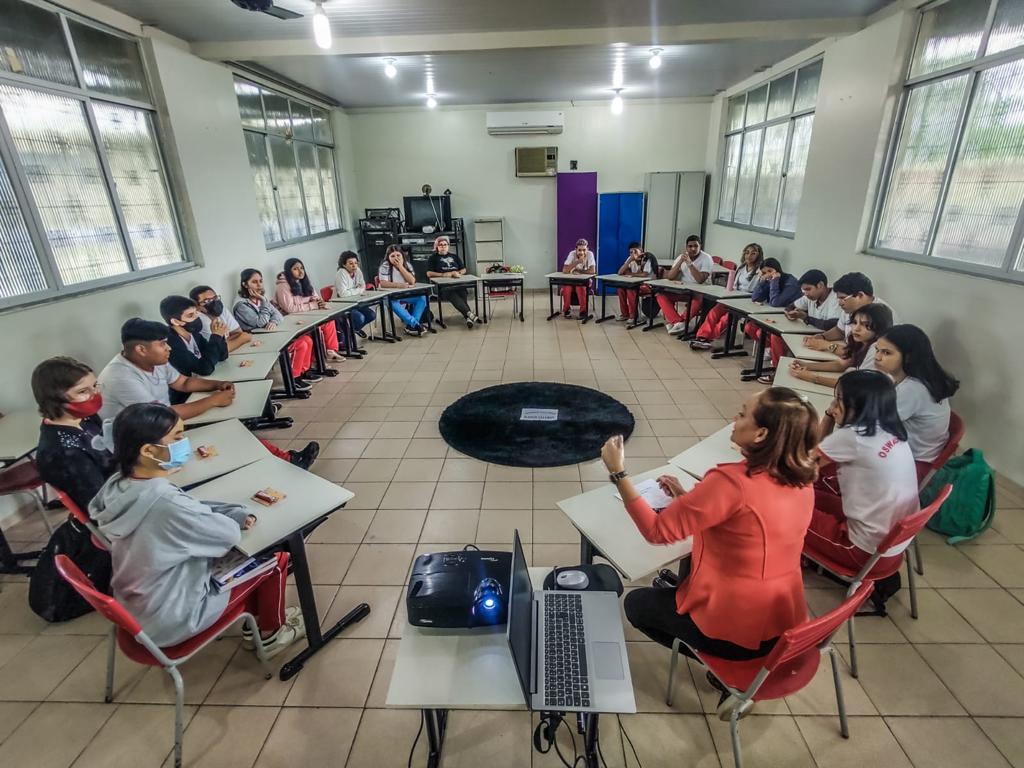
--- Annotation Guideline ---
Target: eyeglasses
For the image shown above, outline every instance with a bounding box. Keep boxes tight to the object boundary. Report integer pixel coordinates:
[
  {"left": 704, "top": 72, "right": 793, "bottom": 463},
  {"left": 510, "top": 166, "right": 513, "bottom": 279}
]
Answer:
[{"left": 198, "top": 295, "right": 221, "bottom": 306}]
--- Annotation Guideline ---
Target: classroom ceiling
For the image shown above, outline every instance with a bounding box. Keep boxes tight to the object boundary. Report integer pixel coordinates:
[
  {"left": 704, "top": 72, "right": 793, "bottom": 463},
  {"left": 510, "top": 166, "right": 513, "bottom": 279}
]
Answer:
[{"left": 93, "top": 0, "right": 894, "bottom": 108}]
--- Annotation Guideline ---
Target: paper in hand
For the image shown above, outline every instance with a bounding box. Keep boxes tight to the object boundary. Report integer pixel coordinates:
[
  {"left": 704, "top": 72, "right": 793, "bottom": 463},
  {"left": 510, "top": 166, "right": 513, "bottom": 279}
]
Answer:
[{"left": 615, "top": 477, "right": 674, "bottom": 512}]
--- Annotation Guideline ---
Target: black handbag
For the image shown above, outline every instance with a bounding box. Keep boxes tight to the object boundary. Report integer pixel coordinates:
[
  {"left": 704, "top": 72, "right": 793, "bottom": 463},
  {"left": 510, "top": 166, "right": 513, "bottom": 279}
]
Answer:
[{"left": 29, "top": 517, "right": 112, "bottom": 622}]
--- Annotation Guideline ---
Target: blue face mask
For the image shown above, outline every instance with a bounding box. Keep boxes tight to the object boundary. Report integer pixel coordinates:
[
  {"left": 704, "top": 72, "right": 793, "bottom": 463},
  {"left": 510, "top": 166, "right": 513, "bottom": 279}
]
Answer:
[{"left": 159, "top": 437, "right": 192, "bottom": 470}]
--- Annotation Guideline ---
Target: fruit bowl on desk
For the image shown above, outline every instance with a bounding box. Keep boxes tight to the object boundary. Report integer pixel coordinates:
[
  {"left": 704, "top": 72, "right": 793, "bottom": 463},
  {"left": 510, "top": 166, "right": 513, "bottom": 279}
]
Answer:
[{"left": 485, "top": 264, "right": 526, "bottom": 275}]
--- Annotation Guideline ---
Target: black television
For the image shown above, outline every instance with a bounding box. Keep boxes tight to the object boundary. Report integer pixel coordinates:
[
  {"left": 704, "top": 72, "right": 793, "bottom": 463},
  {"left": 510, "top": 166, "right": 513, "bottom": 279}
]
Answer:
[{"left": 403, "top": 195, "right": 451, "bottom": 232}]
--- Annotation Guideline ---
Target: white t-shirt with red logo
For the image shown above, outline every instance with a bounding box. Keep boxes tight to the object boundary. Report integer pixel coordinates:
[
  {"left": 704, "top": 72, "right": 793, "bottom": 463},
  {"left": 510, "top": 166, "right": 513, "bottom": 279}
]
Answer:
[{"left": 819, "top": 425, "right": 920, "bottom": 553}]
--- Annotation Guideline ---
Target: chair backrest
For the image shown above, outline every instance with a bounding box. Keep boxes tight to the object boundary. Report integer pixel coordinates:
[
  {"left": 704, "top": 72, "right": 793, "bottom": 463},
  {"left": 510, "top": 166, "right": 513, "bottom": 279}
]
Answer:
[
  {"left": 54, "top": 554, "right": 142, "bottom": 636},
  {"left": 56, "top": 489, "right": 110, "bottom": 549},
  {"left": 722, "top": 260, "right": 738, "bottom": 271},
  {"left": 933, "top": 412, "right": 965, "bottom": 471},
  {"left": 877, "top": 483, "right": 953, "bottom": 555},
  {"left": 763, "top": 581, "right": 875, "bottom": 670},
  {"left": 320, "top": 286, "right": 333, "bottom": 302}
]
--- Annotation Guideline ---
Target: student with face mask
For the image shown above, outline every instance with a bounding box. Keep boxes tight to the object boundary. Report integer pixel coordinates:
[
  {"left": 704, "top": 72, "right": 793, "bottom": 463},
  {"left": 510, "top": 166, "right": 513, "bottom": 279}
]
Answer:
[
  {"left": 89, "top": 403, "right": 304, "bottom": 655},
  {"left": 189, "top": 285, "right": 252, "bottom": 353},
  {"left": 160, "top": 295, "right": 229, "bottom": 392}
]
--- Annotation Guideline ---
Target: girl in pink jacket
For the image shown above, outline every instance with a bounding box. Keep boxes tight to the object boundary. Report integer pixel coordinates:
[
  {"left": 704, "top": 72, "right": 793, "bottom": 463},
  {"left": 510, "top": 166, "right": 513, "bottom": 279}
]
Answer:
[{"left": 273, "top": 258, "right": 343, "bottom": 361}]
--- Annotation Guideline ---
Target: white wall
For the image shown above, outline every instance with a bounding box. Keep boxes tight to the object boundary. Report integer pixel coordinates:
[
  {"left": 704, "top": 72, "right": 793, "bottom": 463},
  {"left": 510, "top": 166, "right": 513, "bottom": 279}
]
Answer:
[
  {"left": 347, "top": 100, "right": 711, "bottom": 287},
  {"left": 702, "top": 12, "right": 1024, "bottom": 484}
]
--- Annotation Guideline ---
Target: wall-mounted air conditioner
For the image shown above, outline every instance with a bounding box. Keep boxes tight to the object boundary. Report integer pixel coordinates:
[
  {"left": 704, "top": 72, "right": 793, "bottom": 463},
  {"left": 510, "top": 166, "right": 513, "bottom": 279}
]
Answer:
[
  {"left": 515, "top": 147, "right": 558, "bottom": 177},
  {"left": 487, "top": 110, "right": 564, "bottom": 136}
]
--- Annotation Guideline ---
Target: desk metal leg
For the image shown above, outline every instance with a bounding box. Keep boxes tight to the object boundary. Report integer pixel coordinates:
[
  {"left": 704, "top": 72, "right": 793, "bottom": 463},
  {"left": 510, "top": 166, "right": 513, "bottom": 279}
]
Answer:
[
  {"left": 742, "top": 327, "right": 767, "bottom": 381},
  {"left": 711, "top": 312, "right": 749, "bottom": 359},
  {"left": 474, "top": 285, "right": 482, "bottom": 323},
  {"left": 519, "top": 283, "right": 525, "bottom": 321},
  {"left": 245, "top": 396, "right": 293, "bottom": 431},
  {"left": 547, "top": 281, "right": 558, "bottom": 320},
  {"left": 595, "top": 283, "right": 613, "bottom": 323},
  {"left": 583, "top": 713, "right": 600, "bottom": 768},
  {"left": 643, "top": 288, "right": 664, "bottom": 332},
  {"left": 279, "top": 530, "right": 371, "bottom": 681},
  {"left": 580, "top": 534, "right": 605, "bottom": 566},
  {"left": 0, "top": 533, "right": 39, "bottom": 575},
  {"left": 385, "top": 301, "right": 402, "bottom": 342},
  {"left": 309, "top": 328, "right": 340, "bottom": 378},
  {"left": 434, "top": 290, "right": 447, "bottom": 329},
  {"left": 271, "top": 349, "right": 310, "bottom": 400},
  {"left": 341, "top": 315, "right": 363, "bottom": 359}
]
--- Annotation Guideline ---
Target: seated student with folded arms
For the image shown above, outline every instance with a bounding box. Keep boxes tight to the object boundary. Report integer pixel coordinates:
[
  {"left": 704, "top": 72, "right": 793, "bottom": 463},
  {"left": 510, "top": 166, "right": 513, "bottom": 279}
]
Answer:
[
  {"left": 160, "top": 295, "right": 229, "bottom": 400},
  {"left": 379, "top": 245, "right": 428, "bottom": 336},
  {"left": 32, "top": 357, "right": 116, "bottom": 511},
  {"left": 233, "top": 268, "right": 320, "bottom": 390},
  {"left": 96, "top": 318, "right": 319, "bottom": 470},
  {"left": 690, "top": 243, "right": 763, "bottom": 350},
  {"left": 804, "top": 370, "right": 919, "bottom": 574},
  {"left": 90, "top": 403, "right": 303, "bottom": 656},
  {"left": 189, "top": 285, "right": 252, "bottom": 353},
  {"left": 427, "top": 235, "right": 481, "bottom": 328},
  {"left": 272, "top": 258, "right": 344, "bottom": 361},
  {"left": 560, "top": 238, "right": 597, "bottom": 320},
  {"left": 804, "top": 272, "right": 897, "bottom": 356},
  {"left": 601, "top": 388, "right": 818, "bottom": 711},
  {"left": 615, "top": 242, "right": 657, "bottom": 322},
  {"left": 757, "top": 269, "right": 843, "bottom": 380},
  {"left": 334, "top": 250, "right": 376, "bottom": 338},
  {"left": 874, "top": 325, "right": 959, "bottom": 479},
  {"left": 657, "top": 235, "right": 714, "bottom": 336},
  {"left": 789, "top": 303, "right": 894, "bottom": 390}
]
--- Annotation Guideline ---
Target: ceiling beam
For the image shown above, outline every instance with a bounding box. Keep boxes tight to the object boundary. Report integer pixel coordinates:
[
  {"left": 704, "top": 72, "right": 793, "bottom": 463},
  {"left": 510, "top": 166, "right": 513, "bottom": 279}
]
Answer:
[{"left": 191, "top": 17, "right": 864, "bottom": 60}]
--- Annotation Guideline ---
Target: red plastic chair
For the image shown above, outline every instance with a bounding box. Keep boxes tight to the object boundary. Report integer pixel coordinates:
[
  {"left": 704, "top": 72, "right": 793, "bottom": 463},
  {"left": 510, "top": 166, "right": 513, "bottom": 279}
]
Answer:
[
  {"left": 54, "top": 554, "right": 275, "bottom": 768},
  {"left": 56, "top": 489, "right": 109, "bottom": 550},
  {"left": 721, "top": 260, "right": 738, "bottom": 271},
  {"left": 911, "top": 412, "right": 964, "bottom": 576},
  {"left": 320, "top": 285, "right": 334, "bottom": 302},
  {"left": 0, "top": 458, "right": 53, "bottom": 536},
  {"left": 712, "top": 255, "right": 724, "bottom": 265},
  {"left": 803, "top": 484, "right": 952, "bottom": 678},
  {"left": 666, "top": 582, "right": 874, "bottom": 768}
]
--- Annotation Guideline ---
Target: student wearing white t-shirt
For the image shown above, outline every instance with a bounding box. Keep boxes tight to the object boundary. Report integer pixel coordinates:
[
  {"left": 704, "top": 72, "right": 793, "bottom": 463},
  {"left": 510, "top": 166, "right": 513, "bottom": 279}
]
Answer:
[
  {"left": 656, "top": 234, "right": 713, "bottom": 334},
  {"left": 874, "top": 325, "right": 959, "bottom": 475},
  {"left": 805, "top": 369, "right": 920, "bottom": 572},
  {"left": 189, "top": 285, "right": 252, "bottom": 353},
  {"left": 690, "top": 243, "right": 764, "bottom": 350},
  {"left": 764, "top": 269, "right": 843, "bottom": 369},
  {"left": 789, "top": 303, "right": 893, "bottom": 391},
  {"left": 560, "top": 238, "right": 597, "bottom": 319},
  {"left": 804, "top": 272, "right": 897, "bottom": 356},
  {"left": 614, "top": 242, "right": 657, "bottom": 321}
]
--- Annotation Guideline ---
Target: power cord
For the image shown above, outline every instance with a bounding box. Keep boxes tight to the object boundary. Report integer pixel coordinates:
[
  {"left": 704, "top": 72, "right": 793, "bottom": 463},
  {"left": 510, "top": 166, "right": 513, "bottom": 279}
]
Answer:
[
  {"left": 407, "top": 710, "right": 424, "bottom": 768},
  {"left": 618, "top": 715, "right": 643, "bottom": 768},
  {"left": 462, "top": 543, "right": 480, "bottom": 551},
  {"left": 534, "top": 712, "right": 586, "bottom": 768}
]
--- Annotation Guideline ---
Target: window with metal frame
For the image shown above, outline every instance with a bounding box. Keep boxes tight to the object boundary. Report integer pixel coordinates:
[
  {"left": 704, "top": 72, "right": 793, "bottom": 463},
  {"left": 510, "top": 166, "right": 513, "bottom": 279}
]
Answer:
[
  {"left": 0, "top": 0, "right": 187, "bottom": 309},
  {"left": 871, "top": 0, "right": 1024, "bottom": 282},
  {"left": 716, "top": 58, "right": 822, "bottom": 236},
  {"left": 234, "top": 77, "right": 344, "bottom": 247}
]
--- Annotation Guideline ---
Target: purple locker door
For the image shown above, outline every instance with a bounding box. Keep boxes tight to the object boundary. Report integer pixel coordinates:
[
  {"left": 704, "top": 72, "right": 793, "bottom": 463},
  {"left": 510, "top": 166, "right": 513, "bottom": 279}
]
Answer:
[{"left": 556, "top": 172, "right": 597, "bottom": 271}]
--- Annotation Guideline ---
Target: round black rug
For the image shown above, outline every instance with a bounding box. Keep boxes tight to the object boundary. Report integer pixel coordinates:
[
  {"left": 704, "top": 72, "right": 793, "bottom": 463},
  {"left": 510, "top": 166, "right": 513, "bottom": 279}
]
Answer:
[{"left": 439, "top": 382, "right": 635, "bottom": 467}]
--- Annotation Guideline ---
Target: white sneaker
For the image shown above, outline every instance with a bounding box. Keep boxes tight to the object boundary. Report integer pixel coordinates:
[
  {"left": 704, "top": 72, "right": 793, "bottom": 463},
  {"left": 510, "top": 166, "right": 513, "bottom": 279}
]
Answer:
[
  {"left": 665, "top": 322, "right": 680, "bottom": 334},
  {"left": 255, "top": 613, "right": 306, "bottom": 660},
  {"left": 668, "top": 322, "right": 689, "bottom": 336},
  {"left": 616, "top": 314, "right": 629, "bottom": 322},
  {"left": 241, "top": 606, "right": 302, "bottom": 650}
]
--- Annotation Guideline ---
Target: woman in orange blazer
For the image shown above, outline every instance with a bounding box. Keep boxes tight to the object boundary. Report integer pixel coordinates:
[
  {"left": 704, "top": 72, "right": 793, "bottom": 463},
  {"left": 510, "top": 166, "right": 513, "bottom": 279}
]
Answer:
[{"left": 601, "top": 387, "right": 819, "bottom": 661}]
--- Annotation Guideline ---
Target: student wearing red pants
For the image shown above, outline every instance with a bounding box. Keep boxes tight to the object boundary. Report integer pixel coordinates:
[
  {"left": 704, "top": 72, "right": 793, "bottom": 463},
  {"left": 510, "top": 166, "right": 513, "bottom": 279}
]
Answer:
[
  {"left": 615, "top": 243, "right": 657, "bottom": 321},
  {"left": 561, "top": 239, "right": 596, "bottom": 319},
  {"left": 233, "top": 268, "right": 319, "bottom": 392},
  {"left": 273, "top": 258, "right": 344, "bottom": 361},
  {"left": 759, "top": 269, "right": 844, "bottom": 375},
  {"left": 690, "top": 243, "right": 764, "bottom": 350},
  {"left": 656, "top": 235, "right": 714, "bottom": 336}
]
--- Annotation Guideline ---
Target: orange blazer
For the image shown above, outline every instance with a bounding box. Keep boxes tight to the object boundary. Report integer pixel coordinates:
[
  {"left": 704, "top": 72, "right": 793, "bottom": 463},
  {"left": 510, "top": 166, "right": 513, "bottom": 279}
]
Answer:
[{"left": 625, "top": 461, "right": 814, "bottom": 651}]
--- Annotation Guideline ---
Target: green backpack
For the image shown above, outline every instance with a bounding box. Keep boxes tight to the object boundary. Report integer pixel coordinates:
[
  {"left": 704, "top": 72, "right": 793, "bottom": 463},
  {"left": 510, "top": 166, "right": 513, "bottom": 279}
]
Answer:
[{"left": 921, "top": 448, "right": 996, "bottom": 544}]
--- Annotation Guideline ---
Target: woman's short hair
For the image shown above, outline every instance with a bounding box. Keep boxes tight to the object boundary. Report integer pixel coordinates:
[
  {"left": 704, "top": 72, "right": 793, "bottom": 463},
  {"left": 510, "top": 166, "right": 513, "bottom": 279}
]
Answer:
[
  {"left": 31, "top": 357, "right": 94, "bottom": 420},
  {"left": 834, "top": 369, "right": 908, "bottom": 442},
  {"left": 338, "top": 250, "right": 359, "bottom": 269},
  {"left": 433, "top": 235, "right": 450, "bottom": 250},
  {"left": 112, "top": 403, "right": 180, "bottom": 478},
  {"left": 744, "top": 387, "right": 819, "bottom": 487}
]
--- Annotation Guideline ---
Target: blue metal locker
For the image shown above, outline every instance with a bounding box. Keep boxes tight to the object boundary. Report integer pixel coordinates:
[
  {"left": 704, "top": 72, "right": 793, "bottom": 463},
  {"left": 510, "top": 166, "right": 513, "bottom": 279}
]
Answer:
[{"left": 597, "top": 192, "right": 645, "bottom": 294}]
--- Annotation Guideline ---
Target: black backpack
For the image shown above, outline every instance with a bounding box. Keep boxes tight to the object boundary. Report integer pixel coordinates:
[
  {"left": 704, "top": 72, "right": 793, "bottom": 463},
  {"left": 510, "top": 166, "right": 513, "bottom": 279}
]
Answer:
[{"left": 29, "top": 517, "right": 112, "bottom": 622}]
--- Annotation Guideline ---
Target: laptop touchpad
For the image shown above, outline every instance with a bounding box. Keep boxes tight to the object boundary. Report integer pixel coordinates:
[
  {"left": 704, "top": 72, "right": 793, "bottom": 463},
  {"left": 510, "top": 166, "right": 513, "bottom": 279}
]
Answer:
[{"left": 591, "top": 642, "right": 625, "bottom": 680}]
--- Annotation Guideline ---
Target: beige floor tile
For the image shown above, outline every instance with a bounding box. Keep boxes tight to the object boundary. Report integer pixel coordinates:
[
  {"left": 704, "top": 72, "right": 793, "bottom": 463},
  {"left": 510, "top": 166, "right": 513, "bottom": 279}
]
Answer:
[
  {"left": 203, "top": 643, "right": 299, "bottom": 706},
  {"left": 309, "top": 458, "right": 356, "bottom": 482},
  {"left": 485, "top": 464, "right": 532, "bottom": 482},
  {"left": 533, "top": 508, "right": 580, "bottom": 543},
  {"left": 73, "top": 703, "right": 198, "bottom": 768},
  {"left": 483, "top": 481, "right": 534, "bottom": 508},
  {"left": 616, "top": 713, "right": 719, "bottom": 768},
  {"left": 323, "top": 585, "right": 401, "bottom": 639},
  {"left": 0, "top": 583, "right": 49, "bottom": 634},
  {"left": 534, "top": 482, "right": 583, "bottom": 509},
  {"left": 658, "top": 436, "right": 701, "bottom": 456},
  {"left": 321, "top": 438, "right": 369, "bottom": 459},
  {"left": 365, "top": 639, "right": 398, "bottom": 708},
  {"left": 962, "top": 546, "right": 1024, "bottom": 588},
  {"left": 939, "top": 589, "right": 1024, "bottom": 643},
  {"left": 533, "top": 465, "right": 582, "bottom": 481},
  {"left": 913, "top": 545, "right": 999, "bottom": 588},
  {"left": 379, "top": 481, "right": 436, "bottom": 509},
  {"left": 886, "top": 588, "right": 985, "bottom": 644},
  {"left": 284, "top": 638, "right": 383, "bottom": 706},
  {"left": 403, "top": 438, "right": 448, "bottom": 458},
  {"left": 0, "top": 701, "right": 36, "bottom": 745},
  {"left": 163, "top": 704, "right": 279, "bottom": 768},
  {"left": 364, "top": 507, "right": 428, "bottom": 543},
  {"left": 362, "top": 438, "right": 412, "bottom": 459},
  {"left": 784, "top": 653, "right": 878, "bottom": 716},
  {"left": 399, "top": 457, "right": 445, "bottom": 482},
  {"left": 916, "top": 643, "right": 1024, "bottom": 716},
  {"left": 439, "top": 710, "right": 533, "bottom": 768},
  {"left": 532, "top": 544, "right": 580, "bottom": 568},
  {"left": 690, "top": 418, "right": 728, "bottom": 437},
  {"left": 844, "top": 644, "right": 964, "bottom": 715},
  {"left": 351, "top": 407, "right": 392, "bottom": 422},
  {"left": 795, "top": 715, "right": 912, "bottom": 768},
  {"left": 977, "top": 717, "right": 1024, "bottom": 767},
  {"left": 122, "top": 640, "right": 236, "bottom": 705},
  {"left": 621, "top": 436, "right": 665, "bottom": 457},
  {"left": 344, "top": 544, "right": 416, "bottom": 585},
  {"left": 439, "top": 458, "right": 489, "bottom": 482},
  {"left": 706, "top": 714, "right": 817, "bottom": 768},
  {"left": 413, "top": 420, "right": 441, "bottom": 437},
  {"left": 48, "top": 641, "right": 148, "bottom": 704},
  {"left": 532, "top": 709, "right": 628, "bottom": 767},
  {"left": 0, "top": 634, "right": 32, "bottom": 667},
  {"left": 307, "top": 508, "right": 375, "bottom": 544},
  {"left": 887, "top": 716, "right": 1012, "bottom": 768},
  {"left": 419, "top": 508, "right": 480, "bottom": 543},
  {"left": 342, "top": 482, "right": 390, "bottom": 510},
  {"left": 347, "top": 457, "right": 402, "bottom": 482},
  {"left": 0, "top": 702, "right": 112, "bottom": 768},
  {"left": 297, "top": 421, "right": 345, "bottom": 439},
  {"left": 431, "top": 481, "right": 484, "bottom": 508},
  {"left": 627, "top": 642, "right": 702, "bottom": 713},
  {"left": 0, "top": 635, "right": 100, "bottom": 701},
  {"left": 375, "top": 421, "right": 419, "bottom": 439},
  {"left": 254, "top": 706, "right": 361, "bottom": 768},
  {"left": 992, "top": 509, "right": 1024, "bottom": 543},
  {"left": 993, "top": 643, "right": 1024, "bottom": 677},
  {"left": 305, "top": 543, "right": 358, "bottom": 584},
  {"left": 346, "top": 708, "right": 428, "bottom": 768},
  {"left": 476, "top": 508, "right": 532, "bottom": 543},
  {"left": 805, "top": 590, "right": 906, "bottom": 643},
  {"left": 649, "top": 419, "right": 697, "bottom": 437}
]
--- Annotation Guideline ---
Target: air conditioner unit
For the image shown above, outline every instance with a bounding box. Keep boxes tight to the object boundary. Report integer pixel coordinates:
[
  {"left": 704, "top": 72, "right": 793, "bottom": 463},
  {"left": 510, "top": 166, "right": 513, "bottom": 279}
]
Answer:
[
  {"left": 516, "top": 146, "right": 558, "bottom": 177},
  {"left": 487, "top": 110, "right": 564, "bottom": 136}
]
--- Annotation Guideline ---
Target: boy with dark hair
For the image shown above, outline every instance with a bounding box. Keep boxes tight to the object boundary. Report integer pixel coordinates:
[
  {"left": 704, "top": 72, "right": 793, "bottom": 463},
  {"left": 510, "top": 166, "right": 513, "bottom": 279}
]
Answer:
[
  {"left": 159, "top": 295, "right": 229, "bottom": 400},
  {"left": 189, "top": 285, "right": 252, "bottom": 353},
  {"left": 804, "top": 272, "right": 898, "bottom": 354},
  {"left": 615, "top": 242, "right": 657, "bottom": 321},
  {"left": 759, "top": 269, "right": 845, "bottom": 374}
]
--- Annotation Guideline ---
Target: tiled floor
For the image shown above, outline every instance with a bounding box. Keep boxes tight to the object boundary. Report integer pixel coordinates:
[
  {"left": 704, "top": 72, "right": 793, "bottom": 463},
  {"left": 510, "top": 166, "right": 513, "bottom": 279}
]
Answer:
[{"left": 3, "top": 292, "right": 1024, "bottom": 767}]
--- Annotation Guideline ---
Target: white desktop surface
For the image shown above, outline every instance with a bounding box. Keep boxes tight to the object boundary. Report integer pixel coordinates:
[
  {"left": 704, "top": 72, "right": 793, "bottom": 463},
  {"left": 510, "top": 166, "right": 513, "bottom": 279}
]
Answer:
[
  {"left": 773, "top": 356, "right": 839, "bottom": 398},
  {"left": 230, "top": 333, "right": 292, "bottom": 355},
  {"left": 173, "top": 419, "right": 268, "bottom": 488},
  {"left": 782, "top": 334, "right": 842, "bottom": 362},
  {"left": 0, "top": 410, "right": 41, "bottom": 463},
  {"left": 189, "top": 456, "right": 354, "bottom": 556},
  {"left": 687, "top": 283, "right": 752, "bottom": 299},
  {"left": 750, "top": 314, "right": 821, "bottom": 335},
  {"left": 670, "top": 425, "right": 741, "bottom": 480},
  {"left": 381, "top": 282, "right": 435, "bottom": 293},
  {"left": 184, "top": 379, "right": 272, "bottom": 426},
  {"left": 646, "top": 278, "right": 696, "bottom": 292},
  {"left": 212, "top": 352, "right": 279, "bottom": 382},
  {"left": 546, "top": 272, "right": 592, "bottom": 281},
  {"left": 330, "top": 290, "right": 388, "bottom": 305},
  {"left": 716, "top": 297, "right": 787, "bottom": 315},
  {"left": 597, "top": 274, "right": 651, "bottom": 284},
  {"left": 557, "top": 465, "right": 695, "bottom": 582},
  {"left": 430, "top": 274, "right": 479, "bottom": 286}
]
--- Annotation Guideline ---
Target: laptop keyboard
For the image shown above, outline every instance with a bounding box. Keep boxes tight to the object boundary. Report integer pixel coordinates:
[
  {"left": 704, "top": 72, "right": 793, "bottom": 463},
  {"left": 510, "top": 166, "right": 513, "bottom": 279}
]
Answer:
[{"left": 542, "top": 593, "right": 591, "bottom": 708}]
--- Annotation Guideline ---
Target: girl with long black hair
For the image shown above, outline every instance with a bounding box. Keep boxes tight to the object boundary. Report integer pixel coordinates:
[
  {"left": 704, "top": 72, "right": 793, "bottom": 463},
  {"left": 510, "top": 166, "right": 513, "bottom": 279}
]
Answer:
[{"left": 272, "top": 258, "right": 344, "bottom": 361}]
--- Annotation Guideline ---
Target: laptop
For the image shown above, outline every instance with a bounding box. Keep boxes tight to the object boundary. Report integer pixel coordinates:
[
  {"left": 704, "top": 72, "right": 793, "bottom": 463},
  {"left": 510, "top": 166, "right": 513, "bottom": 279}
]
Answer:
[{"left": 506, "top": 530, "right": 636, "bottom": 713}]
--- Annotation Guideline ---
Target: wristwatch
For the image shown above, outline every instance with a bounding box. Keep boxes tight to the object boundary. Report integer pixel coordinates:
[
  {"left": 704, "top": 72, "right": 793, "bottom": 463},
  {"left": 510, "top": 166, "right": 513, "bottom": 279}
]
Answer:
[{"left": 608, "top": 470, "right": 628, "bottom": 483}]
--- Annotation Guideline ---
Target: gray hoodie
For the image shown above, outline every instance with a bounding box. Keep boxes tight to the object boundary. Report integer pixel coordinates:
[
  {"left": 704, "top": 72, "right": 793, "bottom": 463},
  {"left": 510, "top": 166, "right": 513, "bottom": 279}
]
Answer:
[{"left": 90, "top": 473, "right": 252, "bottom": 647}]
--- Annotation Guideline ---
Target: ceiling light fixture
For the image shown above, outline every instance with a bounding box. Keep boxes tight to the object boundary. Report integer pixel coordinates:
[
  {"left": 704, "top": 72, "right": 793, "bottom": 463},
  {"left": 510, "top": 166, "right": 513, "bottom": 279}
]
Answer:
[
  {"left": 649, "top": 48, "right": 663, "bottom": 69},
  {"left": 426, "top": 94, "right": 438, "bottom": 109},
  {"left": 312, "top": 0, "right": 331, "bottom": 50},
  {"left": 610, "top": 89, "right": 624, "bottom": 115},
  {"left": 384, "top": 58, "right": 397, "bottom": 79}
]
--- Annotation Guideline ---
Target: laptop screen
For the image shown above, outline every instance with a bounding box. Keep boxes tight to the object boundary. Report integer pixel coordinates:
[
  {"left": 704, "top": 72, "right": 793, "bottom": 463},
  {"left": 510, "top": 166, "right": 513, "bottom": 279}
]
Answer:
[{"left": 506, "top": 530, "right": 533, "bottom": 704}]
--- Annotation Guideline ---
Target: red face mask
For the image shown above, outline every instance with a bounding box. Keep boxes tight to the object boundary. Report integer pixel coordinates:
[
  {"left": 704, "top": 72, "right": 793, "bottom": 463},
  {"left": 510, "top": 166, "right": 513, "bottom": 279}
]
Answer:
[{"left": 64, "top": 392, "right": 103, "bottom": 419}]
